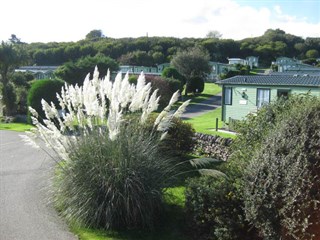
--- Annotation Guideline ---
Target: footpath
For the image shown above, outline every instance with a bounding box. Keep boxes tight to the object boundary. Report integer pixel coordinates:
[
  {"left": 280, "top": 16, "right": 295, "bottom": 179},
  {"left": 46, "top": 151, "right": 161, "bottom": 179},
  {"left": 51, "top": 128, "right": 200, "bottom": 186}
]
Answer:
[{"left": 181, "top": 94, "right": 221, "bottom": 119}]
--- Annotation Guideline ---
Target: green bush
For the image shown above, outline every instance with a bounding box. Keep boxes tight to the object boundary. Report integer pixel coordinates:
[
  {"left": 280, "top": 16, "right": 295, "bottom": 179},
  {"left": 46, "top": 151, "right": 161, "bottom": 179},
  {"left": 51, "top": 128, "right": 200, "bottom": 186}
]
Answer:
[
  {"left": 55, "top": 117, "right": 181, "bottom": 230},
  {"left": 1, "top": 83, "right": 17, "bottom": 116},
  {"left": 243, "top": 96, "right": 320, "bottom": 239},
  {"left": 185, "top": 176, "right": 256, "bottom": 240},
  {"left": 187, "top": 76, "right": 204, "bottom": 94},
  {"left": 128, "top": 75, "right": 138, "bottom": 85},
  {"left": 145, "top": 116, "right": 196, "bottom": 157},
  {"left": 164, "top": 77, "right": 184, "bottom": 93},
  {"left": 145, "top": 75, "right": 174, "bottom": 110},
  {"left": 27, "top": 79, "right": 64, "bottom": 123},
  {"left": 161, "top": 66, "right": 185, "bottom": 84},
  {"left": 165, "top": 118, "right": 196, "bottom": 156}
]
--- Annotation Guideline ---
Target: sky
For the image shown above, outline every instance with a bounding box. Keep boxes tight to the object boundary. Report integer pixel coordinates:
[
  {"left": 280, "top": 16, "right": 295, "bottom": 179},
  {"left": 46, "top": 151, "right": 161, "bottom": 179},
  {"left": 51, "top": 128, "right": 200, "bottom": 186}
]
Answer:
[{"left": 0, "top": 0, "right": 319, "bottom": 43}]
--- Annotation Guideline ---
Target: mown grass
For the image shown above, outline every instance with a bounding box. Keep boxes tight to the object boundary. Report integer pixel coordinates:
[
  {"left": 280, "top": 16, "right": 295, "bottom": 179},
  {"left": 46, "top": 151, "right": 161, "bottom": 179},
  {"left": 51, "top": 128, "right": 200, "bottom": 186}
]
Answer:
[
  {"left": 184, "top": 107, "right": 236, "bottom": 139},
  {"left": 0, "top": 122, "right": 33, "bottom": 132},
  {"left": 180, "top": 82, "right": 221, "bottom": 105}
]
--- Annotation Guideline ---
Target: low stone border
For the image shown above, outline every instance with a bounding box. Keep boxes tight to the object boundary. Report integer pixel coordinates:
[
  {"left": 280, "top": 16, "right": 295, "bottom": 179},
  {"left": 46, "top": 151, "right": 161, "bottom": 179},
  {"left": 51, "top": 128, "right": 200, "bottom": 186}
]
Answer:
[{"left": 193, "top": 133, "right": 232, "bottom": 161}]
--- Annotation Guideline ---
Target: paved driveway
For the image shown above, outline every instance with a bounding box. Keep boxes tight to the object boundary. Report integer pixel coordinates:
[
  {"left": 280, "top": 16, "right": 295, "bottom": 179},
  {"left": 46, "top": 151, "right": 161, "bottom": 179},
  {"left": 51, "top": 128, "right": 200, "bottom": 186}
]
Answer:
[{"left": 0, "top": 130, "right": 77, "bottom": 240}]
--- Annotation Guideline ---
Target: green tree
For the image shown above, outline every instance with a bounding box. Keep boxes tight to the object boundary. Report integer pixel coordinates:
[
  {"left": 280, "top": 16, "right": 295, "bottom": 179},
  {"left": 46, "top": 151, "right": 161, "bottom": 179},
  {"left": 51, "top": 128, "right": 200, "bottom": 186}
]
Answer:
[
  {"left": 171, "top": 47, "right": 211, "bottom": 95},
  {"left": 55, "top": 54, "right": 118, "bottom": 85},
  {"left": 0, "top": 41, "right": 26, "bottom": 115},
  {"left": 161, "top": 66, "right": 185, "bottom": 83},
  {"left": 305, "top": 49, "right": 319, "bottom": 59},
  {"left": 206, "top": 30, "right": 223, "bottom": 39},
  {"left": 85, "top": 29, "right": 104, "bottom": 41}
]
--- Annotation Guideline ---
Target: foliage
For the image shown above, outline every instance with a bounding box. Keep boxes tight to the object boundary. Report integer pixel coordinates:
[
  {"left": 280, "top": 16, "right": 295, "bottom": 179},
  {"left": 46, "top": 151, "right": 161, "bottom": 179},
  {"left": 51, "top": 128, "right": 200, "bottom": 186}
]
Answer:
[
  {"left": 219, "top": 64, "right": 250, "bottom": 80},
  {"left": 25, "top": 68, "right": 192, "bottom": 231},
  {"left": 187, "top": 76, "right": 205, "bottom": 94},
  {"left": 118, "top": 50, "right": 153, "bottom": 67},
  {"left": 22, "top": 29, "right": 320, "bottom": 69},
  {"left": 55, "top": 54, "right": 118, "bottom": 85},
  {"left": 164, "top": 117, "right": 196, "bottom": 156},
  {"left": 85, "top": 29, "right": 104, "bottom": 41},
  {"left": 1, "top": 83, "right": 17, "bottom": 116},
  {"left": 243, "top": 96, "right": 320, "bottom": 240},
  {"left": 145, "top": 75, "right": 177, "bottom": 110},
  {"left": 161, "top": 66, "right": 185, "bottom": 84},
  {"left": 164, "top": 77, "right": 184, "bottom": 93},
  {"left": 128, "top": 75, "right": 138, "bottom": 85},
  {"left": 15, "top": 86, "right": 29, "bottom": 114},
  {"left": 206, "top": 30, "right": 222, "bottom": 39},
  {"left": 55, "top": 120, "right": 181, "bottom": 230},
  {"left": 305, "top": 49, "right": 319, "bottom": 59},
  {"left": 27, "top": 79, "right": 64, "bottom": 123},
  {"left": 171, "top": 47, "right": 211, "bottom": 95},
  {"left": 0, "top": 41, "right": 28, "bottom": 115},
  {"left": 11, "top": 71, "right": 34, "bottom": 87},
  {"left": 185, "top": 176, "right": 255, "bottom": 240}
]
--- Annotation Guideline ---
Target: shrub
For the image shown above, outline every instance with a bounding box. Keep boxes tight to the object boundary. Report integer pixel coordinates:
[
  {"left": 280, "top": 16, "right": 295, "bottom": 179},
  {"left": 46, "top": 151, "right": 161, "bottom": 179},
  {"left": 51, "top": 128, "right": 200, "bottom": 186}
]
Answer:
[
  {"left": 164, "top": 77, "right": 184, "bottom": 93},
  {"left": 27, "top": 79, "right": 64, "bottom": 123},
  {"left": 1, "top": 83, "right": 17, "bottom": 116},
  {"left": 243, "top": 96, "right": 320, "bottom": 239},
  {"left": 161, "top": 66, "right": 185, "bottom": 84},
  {"left": 145, "top": 75, "right": 175, "bottom": 110},
  {"left": 24, "top": 69, "right": 191, "bottom": 230},
  {"left": 128, "top": 75, "right": 138, "bottom": 85},
  {"left": 56, "top": 118, "right": 180, "bottom": 230},
  {"left": 185, "top": 176, "right": 256, "bottom": 240},
  {"left": 144, "top": 115, "right": 195, "bottom": 157},
  {"left": 187, "top": 76, "right": 205, "bottom": 94}
]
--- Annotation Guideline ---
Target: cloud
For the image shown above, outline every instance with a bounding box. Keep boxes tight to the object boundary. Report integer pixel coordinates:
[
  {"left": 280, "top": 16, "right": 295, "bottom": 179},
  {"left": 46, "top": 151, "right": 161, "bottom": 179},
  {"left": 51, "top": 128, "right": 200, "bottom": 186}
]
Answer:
[{"left": 0, "top": 0, "right": 319, "bottom": 42}]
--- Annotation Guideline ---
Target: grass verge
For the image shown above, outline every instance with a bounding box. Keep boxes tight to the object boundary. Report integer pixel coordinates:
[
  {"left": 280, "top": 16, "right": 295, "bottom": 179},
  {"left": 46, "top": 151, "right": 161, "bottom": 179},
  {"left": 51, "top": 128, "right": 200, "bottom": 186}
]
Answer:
[
  {"left": 184, "top": 107, "right": 236, "bottom": 139},
  {"left": 0, "top": 122, "right": 33, "bottom": 132}
]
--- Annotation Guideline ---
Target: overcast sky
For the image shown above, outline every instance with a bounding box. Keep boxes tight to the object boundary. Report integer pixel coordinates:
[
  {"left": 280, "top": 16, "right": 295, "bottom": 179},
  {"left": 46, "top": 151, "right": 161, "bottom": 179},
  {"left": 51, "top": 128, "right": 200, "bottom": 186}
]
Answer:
[{"left": 1, "top": 0, "right": 319, "bottom": 43}]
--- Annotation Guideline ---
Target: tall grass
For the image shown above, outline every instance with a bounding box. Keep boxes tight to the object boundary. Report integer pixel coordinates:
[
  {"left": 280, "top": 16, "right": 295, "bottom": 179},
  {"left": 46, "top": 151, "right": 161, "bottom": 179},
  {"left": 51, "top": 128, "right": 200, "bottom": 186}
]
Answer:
[
  {"left": 24, "top": 68, "right": 193, "bottom": 231},
  {"left": 55, "top": 118, "right": 181, "bottom": 230}
]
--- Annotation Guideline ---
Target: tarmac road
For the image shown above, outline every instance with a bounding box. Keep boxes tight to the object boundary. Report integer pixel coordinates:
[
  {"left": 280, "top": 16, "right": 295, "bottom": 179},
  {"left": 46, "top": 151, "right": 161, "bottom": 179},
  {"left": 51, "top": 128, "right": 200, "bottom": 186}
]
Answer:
[
  {"left": 181, "top": 94, "right": 221, "bottom": 119},
  {"left": 0, "top": 130, "right": 77, "bottom": 240}
]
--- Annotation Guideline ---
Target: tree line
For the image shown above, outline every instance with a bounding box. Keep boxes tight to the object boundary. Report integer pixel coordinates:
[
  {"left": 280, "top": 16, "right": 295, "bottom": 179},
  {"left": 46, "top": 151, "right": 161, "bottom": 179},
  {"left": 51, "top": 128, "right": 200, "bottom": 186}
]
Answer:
[{"left": 22, "top": 28, "right": 320, "bottom": 68}]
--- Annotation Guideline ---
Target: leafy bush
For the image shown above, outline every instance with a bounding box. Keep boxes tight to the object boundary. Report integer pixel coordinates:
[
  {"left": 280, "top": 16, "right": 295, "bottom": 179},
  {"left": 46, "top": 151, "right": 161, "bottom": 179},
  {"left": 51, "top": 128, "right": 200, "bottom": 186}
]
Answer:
[
  {"left": 187, "top": 76, "right": 204, "bottom": 94},
  {"left": 27, "top": 79, "right": 64, "bottom": 123},
  {"left": 185, "top": 176, "right": 256, "bottom": 240},
  {"left": 165, "top": 118, "right": 195, "bottom": 156},
  {"left": 164, "top": 77, "right": 184, "bottom": 93},
  {"left": 145, "top": 75, "right": 175, "bottom": 110},
  {"left": 161, "top": 66, "right": 185, "bottom": 84},
  {"left": 144, "top": 115, "right": 195, "bottom": 157},
  {"left": 1, "top": 83, "right": 17, "bottom": 116},
  {"left": 128, "top": 75, "right": 138, "bottom": 85},
  {"left": 243, "top": 96, "right": 320, "bottom": 239}
]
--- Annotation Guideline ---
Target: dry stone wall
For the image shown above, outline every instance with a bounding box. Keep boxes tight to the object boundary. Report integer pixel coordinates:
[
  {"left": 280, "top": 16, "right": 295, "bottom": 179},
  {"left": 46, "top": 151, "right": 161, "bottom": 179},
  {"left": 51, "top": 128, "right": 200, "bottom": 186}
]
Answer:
[{"left": 193, "top": 133, "right": 232, "bottom": 161}]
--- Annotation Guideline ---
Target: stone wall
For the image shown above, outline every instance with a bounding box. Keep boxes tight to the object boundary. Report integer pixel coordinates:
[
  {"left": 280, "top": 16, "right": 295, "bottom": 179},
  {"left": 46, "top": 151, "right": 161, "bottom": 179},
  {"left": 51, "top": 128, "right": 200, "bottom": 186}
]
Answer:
[{"left": 193, "top": 133, "right": 233, "bottom": 161}]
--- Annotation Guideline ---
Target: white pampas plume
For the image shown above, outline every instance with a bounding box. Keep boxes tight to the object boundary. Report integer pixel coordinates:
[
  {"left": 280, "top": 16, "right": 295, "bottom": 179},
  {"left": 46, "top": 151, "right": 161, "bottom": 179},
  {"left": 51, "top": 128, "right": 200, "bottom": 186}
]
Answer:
[
  {"left": 164, "top": 90, "right": 180, "bottom": 112},
  {"left": 173, "top": 99, "right": 191, "bottom": 118}
]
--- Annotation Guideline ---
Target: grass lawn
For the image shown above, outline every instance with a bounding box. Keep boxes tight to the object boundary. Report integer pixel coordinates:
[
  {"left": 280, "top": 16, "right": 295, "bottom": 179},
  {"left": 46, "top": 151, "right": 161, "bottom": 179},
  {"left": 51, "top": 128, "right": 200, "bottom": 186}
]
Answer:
[
  {"left": 180, "top": 82, "right": 221, "bottom": 105},
  {"left": 0, "top": 122, "right": 33, "bottom": 132},
  {"left": 184, "top": 107, "right": 236, "bottom": 139}
]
